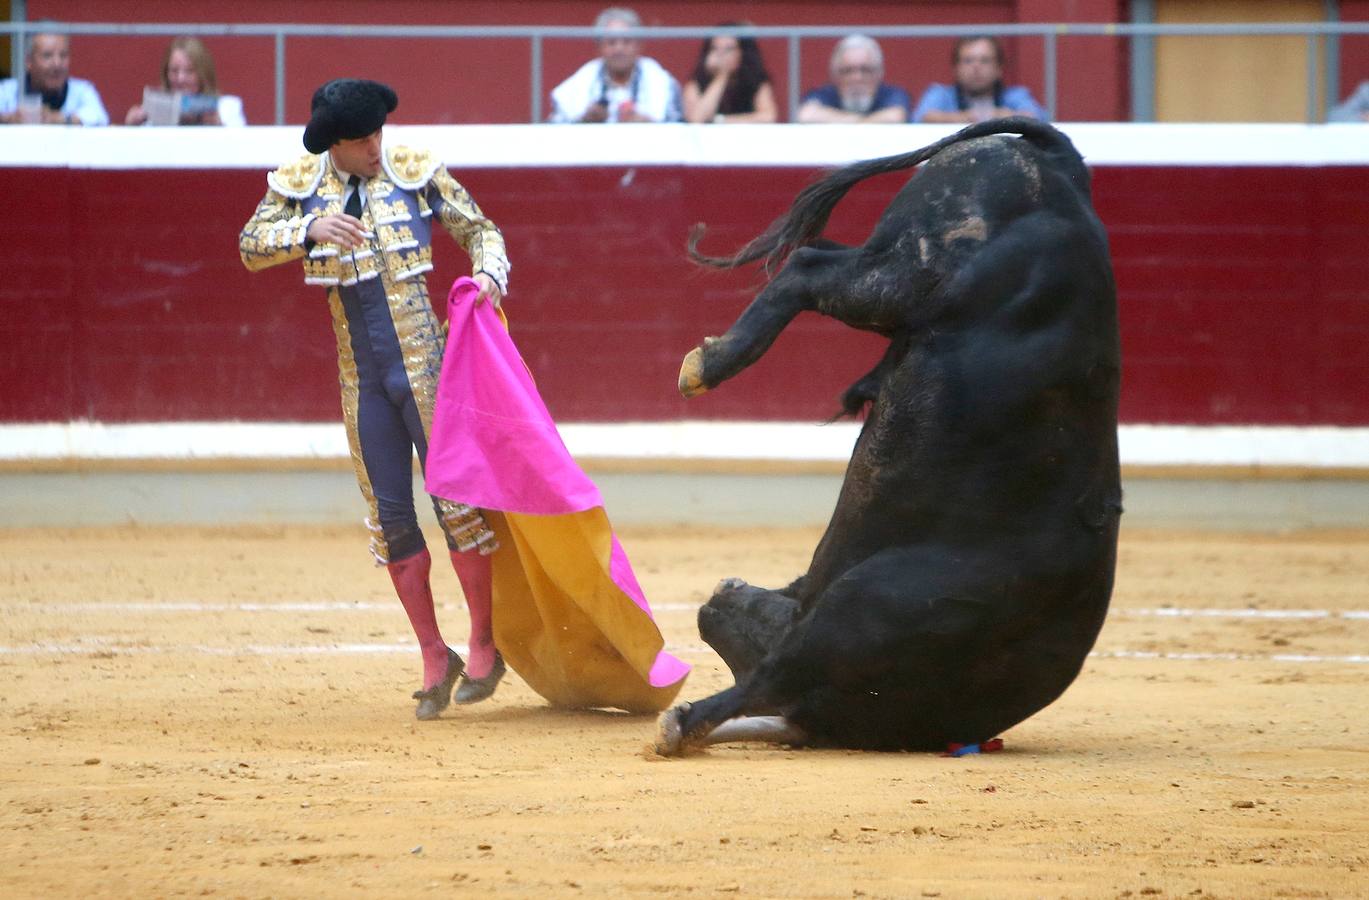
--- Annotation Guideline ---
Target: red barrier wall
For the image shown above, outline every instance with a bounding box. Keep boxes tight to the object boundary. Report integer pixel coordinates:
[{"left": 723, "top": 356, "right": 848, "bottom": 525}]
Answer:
[
  {"left": 2, "top": 160, "right": 1366, "bottom": 426},
  {"left": 30, "top": 0, "right": 1127, "bottom": 123}
]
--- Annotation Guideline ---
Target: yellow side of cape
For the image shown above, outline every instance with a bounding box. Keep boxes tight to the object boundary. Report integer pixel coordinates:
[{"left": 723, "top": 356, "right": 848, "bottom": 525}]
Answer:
[{"left": 486, "top": 508, "right": 685, "bottom": 714}]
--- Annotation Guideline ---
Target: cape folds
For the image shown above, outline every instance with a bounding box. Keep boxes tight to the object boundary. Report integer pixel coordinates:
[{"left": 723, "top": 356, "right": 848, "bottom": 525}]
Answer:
[{"left": 424, "top": 277, "right": 689, "bottom": 712}]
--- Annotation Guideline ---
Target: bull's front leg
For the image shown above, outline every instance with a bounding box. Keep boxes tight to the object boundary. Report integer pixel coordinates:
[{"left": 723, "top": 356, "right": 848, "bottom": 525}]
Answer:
[
  {"left": 655, "top": 676, "right": 809, "bottom": 756},
  {"left": 680, "top": 246, "right": 857, "bottom": 397}
]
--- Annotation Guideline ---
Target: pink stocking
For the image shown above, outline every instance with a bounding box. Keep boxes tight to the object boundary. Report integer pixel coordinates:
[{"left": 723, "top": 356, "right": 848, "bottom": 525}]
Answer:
[
  {"left": 386, "top": 548, "right": 453, "bottom": 690},
  {"left": 449, "top": 549, "right": 495, "bottom": 678}
]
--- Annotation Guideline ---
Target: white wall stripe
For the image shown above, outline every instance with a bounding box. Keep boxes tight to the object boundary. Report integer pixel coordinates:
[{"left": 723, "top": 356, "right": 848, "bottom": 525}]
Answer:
[
  {"left": 3, "top": 123, "right": 1367, "bottom": 170},
  {"left": 5, "top": 422, "right": 1369, "bottom": 469}
]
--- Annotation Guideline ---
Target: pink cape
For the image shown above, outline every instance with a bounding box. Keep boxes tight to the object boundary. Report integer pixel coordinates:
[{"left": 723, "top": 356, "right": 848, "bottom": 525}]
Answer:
[{"left": 424, "top": 277, "right": 689, "bottom": 711}]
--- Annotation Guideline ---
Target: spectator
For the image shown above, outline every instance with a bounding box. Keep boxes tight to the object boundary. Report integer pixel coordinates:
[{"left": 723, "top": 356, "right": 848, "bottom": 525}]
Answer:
[
  {"left": 682, "top": 22, "right": 777, "bottom": 124},
  {"left": 797, "top": 35, "right": 911, "bottom": 124},
  {"left": 125, "top": 36, "right": 246, "bottom": 126},
  {"left": 912, "top": 36, "right": 1047, "bottom": 124},
  {"left": 0, "top": 28, "right": 109, "bottom": 125},
  {"left": 549, "top": 7, "right": 681, "bottom": 123},
  {"left": 1328, "top": 81, "right": 1369, "bottom": 122}
]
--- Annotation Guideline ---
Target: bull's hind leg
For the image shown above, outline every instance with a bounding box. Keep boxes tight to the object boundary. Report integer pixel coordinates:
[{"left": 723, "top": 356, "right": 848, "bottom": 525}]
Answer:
[
  {"left": 681, "top": 245, "right": 902, "bottom": 397},
  {"left": 697, "top": 577, "right": 799, "bottom": 681}
]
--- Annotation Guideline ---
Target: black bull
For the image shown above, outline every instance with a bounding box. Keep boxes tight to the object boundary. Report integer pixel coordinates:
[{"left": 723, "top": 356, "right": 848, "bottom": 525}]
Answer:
[{"left": 655, "top": 119, "right": 1123, "bottom": 755}]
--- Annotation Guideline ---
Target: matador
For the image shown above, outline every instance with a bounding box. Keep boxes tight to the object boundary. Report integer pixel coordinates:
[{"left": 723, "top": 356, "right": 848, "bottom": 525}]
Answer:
[{"left": 239, "top": 79, "right": 508, "bottom": 719}]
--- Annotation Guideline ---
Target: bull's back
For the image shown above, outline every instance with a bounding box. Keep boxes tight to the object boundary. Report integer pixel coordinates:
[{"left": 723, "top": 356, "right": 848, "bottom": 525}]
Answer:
[{"left": 810, "top": 139, "right": 1119, "bottom": 595}]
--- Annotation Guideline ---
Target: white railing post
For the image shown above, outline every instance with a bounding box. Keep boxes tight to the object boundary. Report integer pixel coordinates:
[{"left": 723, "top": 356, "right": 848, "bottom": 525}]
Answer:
[
  {"left": 1044, "top": 28, "right": 1058, "bottom": 121},
  {"left": 530, "top": 32, "right": 544, "bottom": 123},
  {"left": 274, "top": 30, "right": 286, "bottom": 126},
  {"left": 787, "top": 32, "right": 801, "bottom": 122}
]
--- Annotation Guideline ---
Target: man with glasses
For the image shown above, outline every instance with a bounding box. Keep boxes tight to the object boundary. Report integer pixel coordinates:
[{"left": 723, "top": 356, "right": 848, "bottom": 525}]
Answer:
[
  {"left": 797, "top": 35, "right": 911, "bottom": 124},
  {"left": 549, "top": 7, "right": 681, "bottom": 123}
]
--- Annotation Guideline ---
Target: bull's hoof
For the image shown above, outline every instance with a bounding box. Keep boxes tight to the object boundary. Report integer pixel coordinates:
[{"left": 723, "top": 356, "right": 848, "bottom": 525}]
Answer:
[
  {"left": 654, "top": 702, "right": 694, "bottom": 756},
  {"left": 678, "top": 347, "right": 710, "bottom": 398}
]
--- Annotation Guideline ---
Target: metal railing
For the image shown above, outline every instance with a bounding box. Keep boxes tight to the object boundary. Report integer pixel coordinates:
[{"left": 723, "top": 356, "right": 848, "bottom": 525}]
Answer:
[{"left": 6, "top": 19, "right": 1369, "bottom": 124}]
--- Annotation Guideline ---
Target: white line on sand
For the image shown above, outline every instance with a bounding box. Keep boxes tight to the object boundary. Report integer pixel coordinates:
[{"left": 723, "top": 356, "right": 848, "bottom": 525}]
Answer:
[
  {"left": 4, "top": 602, "right": 1365, "bottom": 620},
  {"left": 2, "top": 601, "right": 690, "bottom": 613},
  {"left": 0, "top": 641, "right": 1365, "bottom": 664},
  {"left": 1119, "top": 608, "right": 1351, "bottom": 620},
  {"left": 1096, "top": 650, "right": 1369, "bottom": 664}
]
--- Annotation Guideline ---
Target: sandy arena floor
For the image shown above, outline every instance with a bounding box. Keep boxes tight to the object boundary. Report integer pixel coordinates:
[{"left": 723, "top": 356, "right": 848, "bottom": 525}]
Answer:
[{"left": 1, "top": 524, "right": 1367, "bottom": 898}]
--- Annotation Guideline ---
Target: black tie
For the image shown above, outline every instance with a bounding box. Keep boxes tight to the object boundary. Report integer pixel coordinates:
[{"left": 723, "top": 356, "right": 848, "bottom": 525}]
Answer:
[{"left": 344, "top": 175, "right": 363, "bottom": 219}]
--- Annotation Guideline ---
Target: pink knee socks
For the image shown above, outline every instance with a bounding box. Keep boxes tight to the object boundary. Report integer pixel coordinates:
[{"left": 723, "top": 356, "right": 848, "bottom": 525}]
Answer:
[
  {"left": 449, "top": 549, "right": 496, "bottom": 678},
  {"left": 386, "top": 548, "right": 453, "bottom": 690}
]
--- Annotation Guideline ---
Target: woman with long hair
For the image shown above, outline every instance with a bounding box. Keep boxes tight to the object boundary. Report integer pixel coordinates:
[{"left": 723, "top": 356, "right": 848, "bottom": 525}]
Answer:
[
  {"left": 125, "top": 36, "right": 245, "bottom": 126},
  {"left": 682, "top": 23, "right": 777, "bottom": 123}
]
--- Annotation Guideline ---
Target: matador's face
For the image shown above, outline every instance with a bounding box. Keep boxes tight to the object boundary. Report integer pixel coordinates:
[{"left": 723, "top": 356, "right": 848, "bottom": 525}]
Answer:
[{"left": 331, "top": 129, "right": 384, "bottom": 178}]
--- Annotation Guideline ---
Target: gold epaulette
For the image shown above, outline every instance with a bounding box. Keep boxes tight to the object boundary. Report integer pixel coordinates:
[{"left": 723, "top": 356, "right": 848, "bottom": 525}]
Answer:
[
  {"left": 383, "top": 145, "right": 442, "bottom": 190},
  {"left": 266, "top": 153, "right": 325, "bottom": 199}
]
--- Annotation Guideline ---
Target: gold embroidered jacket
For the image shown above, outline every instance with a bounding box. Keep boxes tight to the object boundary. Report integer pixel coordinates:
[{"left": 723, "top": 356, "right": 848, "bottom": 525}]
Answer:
[
  {"left": 239, "top": 144, "right": 508, "bottom": 291},
  {"left": 238, "top": 145, "right": 510, "bottom": 563}
]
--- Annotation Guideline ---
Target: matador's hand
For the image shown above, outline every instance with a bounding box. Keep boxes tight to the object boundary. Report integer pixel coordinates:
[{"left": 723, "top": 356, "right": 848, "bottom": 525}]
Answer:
[
  {"left": 306, "top": 214, "right": 366, "bottom": 249},
  {"left": 473, "top": 272, "right": 503, "bottom": 308}
]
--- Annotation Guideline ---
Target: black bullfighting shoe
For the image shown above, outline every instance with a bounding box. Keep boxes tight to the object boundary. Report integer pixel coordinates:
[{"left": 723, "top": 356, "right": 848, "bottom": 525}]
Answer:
[
  {"left": 453, "top": 652, "right": 505, "bottom": 704},
  {"left": 412, "top": 647, "right": 465, "bottom": 720}
]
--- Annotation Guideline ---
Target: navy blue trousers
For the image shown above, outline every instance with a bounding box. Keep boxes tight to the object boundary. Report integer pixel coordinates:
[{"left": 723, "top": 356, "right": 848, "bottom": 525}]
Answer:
[{"left": 339, "top": 278, "right": 454, "bottom": 563}]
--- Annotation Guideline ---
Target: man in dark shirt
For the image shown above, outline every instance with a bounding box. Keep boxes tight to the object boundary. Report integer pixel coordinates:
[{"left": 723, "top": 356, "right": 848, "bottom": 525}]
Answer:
[{"left": 0, "top": 29, "right": 108, "bottom": 125}]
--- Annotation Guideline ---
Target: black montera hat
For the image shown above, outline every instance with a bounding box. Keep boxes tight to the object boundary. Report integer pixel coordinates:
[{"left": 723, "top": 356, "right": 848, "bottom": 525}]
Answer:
[{"left": 302, "top": 79, "right": 398, "bottom": 154}]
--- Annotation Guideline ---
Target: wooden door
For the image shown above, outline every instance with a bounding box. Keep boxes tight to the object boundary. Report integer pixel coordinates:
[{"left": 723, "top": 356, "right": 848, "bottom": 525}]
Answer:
[{"left": 1155, "top": 0, "right": 1325, "bottom": 121}]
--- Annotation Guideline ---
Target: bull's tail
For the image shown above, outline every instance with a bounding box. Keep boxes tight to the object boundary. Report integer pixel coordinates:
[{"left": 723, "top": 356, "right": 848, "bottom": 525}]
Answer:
[{"left": 689, "top": 117, "right": 1082, "bottom": 273}]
